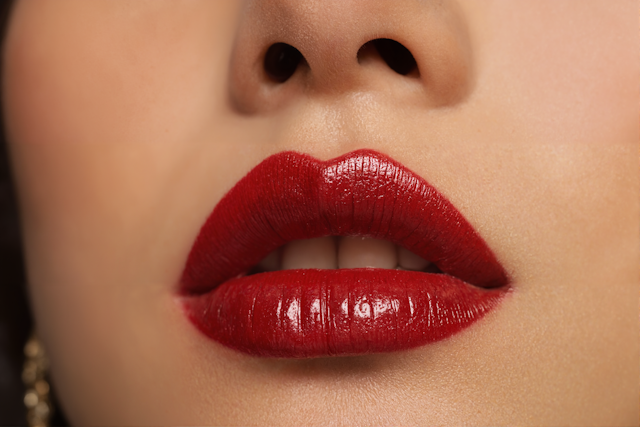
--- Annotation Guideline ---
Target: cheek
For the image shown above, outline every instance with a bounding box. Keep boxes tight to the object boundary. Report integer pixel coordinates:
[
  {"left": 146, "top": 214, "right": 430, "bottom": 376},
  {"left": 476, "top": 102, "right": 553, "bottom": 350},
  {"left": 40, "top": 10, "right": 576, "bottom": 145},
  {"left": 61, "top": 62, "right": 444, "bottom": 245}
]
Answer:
[
  {"left": 3, "top": 0, "right": 235, "bottom": 147},
  {"left": 2, "top": 1, "right": 242, "bottom": 423},
  {"left": 2, "top": 0, "right": 243, "bottom": 289},
  {"left": 2, "top": 1, "right": 207, "bottom": 304},
  {"left": 464, "top": 0, "right": 639, "bottom": 144}
]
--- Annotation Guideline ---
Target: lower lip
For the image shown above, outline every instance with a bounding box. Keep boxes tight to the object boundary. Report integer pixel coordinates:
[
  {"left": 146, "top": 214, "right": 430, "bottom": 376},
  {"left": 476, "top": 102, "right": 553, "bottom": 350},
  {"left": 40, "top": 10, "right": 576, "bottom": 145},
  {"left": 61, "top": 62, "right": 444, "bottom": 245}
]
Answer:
[{"left": 182, "top": 268, "right": 507, "bottom": 358}]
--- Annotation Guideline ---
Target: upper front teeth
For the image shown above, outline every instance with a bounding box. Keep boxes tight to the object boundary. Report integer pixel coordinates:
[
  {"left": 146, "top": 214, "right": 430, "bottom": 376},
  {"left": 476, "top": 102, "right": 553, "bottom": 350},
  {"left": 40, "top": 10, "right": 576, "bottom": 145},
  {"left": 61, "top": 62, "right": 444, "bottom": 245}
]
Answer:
[
  {"left": 338, "top": 236, "right": 397, "bottom": 269},
  {"left": 282, "top": 237, "right": 337, "bottom": 269},
  {"left": 258, "top": 236, "right": 432, "bottom": 272}
]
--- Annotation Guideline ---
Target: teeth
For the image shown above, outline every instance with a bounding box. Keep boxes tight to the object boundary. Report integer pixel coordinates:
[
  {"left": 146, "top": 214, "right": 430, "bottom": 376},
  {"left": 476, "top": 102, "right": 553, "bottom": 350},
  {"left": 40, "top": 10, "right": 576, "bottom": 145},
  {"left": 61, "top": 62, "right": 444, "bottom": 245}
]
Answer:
[
  {"left": 281, "top": 237, "right": 337, "bottom": 270},
  {"left": 337, "top": 236, "right": 397, "bottom": 269},
  {"left": 398, "top": 246, "right": 431, "bottom": 271},
  {"left": 255, "top": 237, "right": 433, "bottom": 273}
]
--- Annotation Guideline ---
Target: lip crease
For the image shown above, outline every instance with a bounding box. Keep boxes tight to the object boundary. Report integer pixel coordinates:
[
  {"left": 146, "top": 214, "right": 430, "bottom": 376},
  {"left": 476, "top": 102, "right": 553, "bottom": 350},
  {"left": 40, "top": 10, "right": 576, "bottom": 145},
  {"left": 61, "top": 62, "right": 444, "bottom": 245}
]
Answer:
[{"left": 179, "top": 149, "right": 510, "bottom": 358}]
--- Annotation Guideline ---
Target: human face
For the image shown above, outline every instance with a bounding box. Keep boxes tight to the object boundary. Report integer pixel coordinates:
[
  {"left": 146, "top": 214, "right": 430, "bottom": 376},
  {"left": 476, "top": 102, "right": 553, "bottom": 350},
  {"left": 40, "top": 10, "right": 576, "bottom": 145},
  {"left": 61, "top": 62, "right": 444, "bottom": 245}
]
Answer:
[{"left": 4, "top": 0, "right": 638, "bottom": 425}]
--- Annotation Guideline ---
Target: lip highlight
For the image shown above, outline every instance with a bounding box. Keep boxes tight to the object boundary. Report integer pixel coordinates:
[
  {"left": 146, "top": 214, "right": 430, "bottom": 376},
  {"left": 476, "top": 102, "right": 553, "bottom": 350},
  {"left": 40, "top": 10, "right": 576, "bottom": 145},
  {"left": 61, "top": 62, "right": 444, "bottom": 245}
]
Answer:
[{"left": 180, "top": 149, "right": 509, "bottom": 358}]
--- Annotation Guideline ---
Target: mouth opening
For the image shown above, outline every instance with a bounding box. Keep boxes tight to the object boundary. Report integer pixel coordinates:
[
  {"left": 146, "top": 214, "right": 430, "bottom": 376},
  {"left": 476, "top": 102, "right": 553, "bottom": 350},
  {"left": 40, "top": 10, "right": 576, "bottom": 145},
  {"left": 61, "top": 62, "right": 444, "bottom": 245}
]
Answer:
[{"left": 245, "top": 235, "right": 444, "bottom": 276}]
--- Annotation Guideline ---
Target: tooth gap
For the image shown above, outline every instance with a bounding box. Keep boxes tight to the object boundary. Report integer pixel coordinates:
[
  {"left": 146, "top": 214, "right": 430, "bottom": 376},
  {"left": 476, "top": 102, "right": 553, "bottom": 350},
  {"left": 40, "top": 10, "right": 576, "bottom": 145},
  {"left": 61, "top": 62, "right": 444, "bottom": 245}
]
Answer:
[
  {"left": 263, "top": 42, "right": 305, "bottom": 83},
  {"left": 358, "top": 38, "right": 419, "bottom": 77}
]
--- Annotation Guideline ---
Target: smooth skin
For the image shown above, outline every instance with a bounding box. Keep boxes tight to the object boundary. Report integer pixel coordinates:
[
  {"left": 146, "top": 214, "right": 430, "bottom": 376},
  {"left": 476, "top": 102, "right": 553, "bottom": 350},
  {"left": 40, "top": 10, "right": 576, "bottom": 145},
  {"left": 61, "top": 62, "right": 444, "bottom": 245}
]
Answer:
[{"left": 4, "top": 0, "right": 639, "bottom": 425}]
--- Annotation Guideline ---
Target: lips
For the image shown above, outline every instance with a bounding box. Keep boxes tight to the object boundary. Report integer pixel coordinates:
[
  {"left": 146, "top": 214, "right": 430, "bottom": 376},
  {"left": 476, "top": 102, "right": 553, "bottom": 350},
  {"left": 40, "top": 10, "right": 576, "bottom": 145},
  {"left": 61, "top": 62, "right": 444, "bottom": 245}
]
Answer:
[{"left": 180, "top": 149, "right": 509, "bottom": 358}]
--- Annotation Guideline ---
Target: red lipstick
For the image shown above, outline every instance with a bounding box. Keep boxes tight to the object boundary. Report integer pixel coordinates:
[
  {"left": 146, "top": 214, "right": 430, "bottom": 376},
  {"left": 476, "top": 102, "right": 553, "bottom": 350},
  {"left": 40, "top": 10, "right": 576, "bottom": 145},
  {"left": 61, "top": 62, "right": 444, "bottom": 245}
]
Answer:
[{"left": 180, "top": 150, "right": 509, "bottom": 358}]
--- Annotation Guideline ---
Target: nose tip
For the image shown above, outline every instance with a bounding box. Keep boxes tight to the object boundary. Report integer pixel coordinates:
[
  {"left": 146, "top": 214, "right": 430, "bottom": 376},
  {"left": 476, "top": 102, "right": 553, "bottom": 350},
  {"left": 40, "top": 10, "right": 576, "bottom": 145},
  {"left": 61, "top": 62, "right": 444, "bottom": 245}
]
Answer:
[{"left": 229, "top": 0, "right": 472, "bottom": 114}]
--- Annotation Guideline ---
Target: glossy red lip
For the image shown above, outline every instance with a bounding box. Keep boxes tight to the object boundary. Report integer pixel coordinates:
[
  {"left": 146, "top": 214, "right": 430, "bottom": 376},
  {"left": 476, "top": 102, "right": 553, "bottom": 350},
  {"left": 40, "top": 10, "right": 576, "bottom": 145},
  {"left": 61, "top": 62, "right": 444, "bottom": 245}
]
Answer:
[{"left": 180, "top": 149, "right": 510, "bottom": 358}]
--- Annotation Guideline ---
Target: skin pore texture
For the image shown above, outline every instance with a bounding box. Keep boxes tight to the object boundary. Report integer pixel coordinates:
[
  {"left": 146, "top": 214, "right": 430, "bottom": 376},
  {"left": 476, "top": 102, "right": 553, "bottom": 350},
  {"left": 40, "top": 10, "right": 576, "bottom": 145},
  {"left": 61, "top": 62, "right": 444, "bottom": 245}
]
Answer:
[{"left": 3, "top": 0, "right": 639, "bottom": 425}]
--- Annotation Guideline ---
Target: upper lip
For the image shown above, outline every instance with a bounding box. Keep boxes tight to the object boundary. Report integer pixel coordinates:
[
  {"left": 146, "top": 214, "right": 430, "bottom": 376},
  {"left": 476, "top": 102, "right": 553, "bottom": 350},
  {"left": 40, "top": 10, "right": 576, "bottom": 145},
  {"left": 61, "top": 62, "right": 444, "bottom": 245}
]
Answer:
[{"left": 180, "top": 149, "right": 508, "bottom": 295}]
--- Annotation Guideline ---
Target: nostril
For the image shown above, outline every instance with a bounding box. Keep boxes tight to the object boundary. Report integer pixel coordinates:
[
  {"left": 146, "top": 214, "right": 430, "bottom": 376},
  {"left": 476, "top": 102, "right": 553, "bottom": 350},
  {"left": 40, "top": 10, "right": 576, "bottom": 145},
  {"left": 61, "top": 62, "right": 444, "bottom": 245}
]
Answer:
[
  {"left": 263, "top": 43, "right": 304, "bottom": 83},
  {"left": 359, "top": 39, "right": 419, "bottom": 76}
]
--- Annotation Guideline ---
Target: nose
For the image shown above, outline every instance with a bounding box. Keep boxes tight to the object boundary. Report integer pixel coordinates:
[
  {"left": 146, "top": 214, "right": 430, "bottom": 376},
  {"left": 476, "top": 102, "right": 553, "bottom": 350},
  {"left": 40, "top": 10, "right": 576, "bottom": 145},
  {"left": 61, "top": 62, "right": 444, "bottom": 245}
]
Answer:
[{"left": 229, "top": 0, "right": 472, "bottom": 114}]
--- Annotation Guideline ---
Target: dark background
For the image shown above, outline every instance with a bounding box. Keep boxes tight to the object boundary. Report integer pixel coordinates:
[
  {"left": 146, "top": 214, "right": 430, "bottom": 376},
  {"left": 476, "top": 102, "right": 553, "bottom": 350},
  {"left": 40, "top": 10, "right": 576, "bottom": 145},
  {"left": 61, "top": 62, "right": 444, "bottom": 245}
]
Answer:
[
  {"left": 0, "top": 1, "right": 31, "bottom": 423},
  {"left": 0, "top": 1, "right": 32, "bottom": 423},
  {"left": 1, "top": 1, "right": 67, "bottom": 424}
]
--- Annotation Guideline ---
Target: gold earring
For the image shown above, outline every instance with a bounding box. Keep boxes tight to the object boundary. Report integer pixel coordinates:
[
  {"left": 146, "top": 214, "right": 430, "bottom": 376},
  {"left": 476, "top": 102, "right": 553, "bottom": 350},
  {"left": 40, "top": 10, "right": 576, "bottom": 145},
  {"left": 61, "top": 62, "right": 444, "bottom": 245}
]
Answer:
[{"left": 23, "top": 333, "right": 53, "bottom": 427}]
